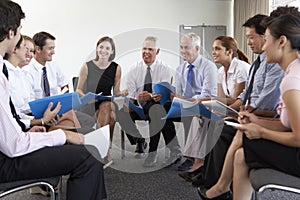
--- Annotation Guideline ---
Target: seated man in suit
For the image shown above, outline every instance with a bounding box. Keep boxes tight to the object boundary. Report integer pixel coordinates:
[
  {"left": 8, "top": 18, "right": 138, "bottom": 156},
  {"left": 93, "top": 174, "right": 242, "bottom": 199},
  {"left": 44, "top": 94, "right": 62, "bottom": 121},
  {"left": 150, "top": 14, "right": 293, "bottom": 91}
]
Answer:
[
  {"left": 118, "top": 36, "right": 181, "bottom": 167},
  {"left": 0, "top": 1, "right": 106, "bottom": 200}
]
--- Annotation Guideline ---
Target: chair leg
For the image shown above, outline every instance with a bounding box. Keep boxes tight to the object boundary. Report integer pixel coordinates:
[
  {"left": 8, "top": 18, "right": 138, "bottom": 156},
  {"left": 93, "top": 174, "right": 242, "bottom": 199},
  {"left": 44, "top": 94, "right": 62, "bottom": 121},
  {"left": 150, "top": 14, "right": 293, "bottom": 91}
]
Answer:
[
  {"left": 121, "top": 130, "right": 125, "bottom": 159},
  {"left": 56, "top": 176, "right": 63, "bottom": 200}
]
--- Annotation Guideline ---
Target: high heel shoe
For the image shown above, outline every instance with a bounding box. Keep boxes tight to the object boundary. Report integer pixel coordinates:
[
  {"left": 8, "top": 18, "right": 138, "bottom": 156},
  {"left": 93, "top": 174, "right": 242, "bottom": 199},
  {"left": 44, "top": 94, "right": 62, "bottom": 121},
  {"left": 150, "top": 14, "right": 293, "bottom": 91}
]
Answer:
[{"left": 197, "top": 187, "right": 232, "bottom": 200}]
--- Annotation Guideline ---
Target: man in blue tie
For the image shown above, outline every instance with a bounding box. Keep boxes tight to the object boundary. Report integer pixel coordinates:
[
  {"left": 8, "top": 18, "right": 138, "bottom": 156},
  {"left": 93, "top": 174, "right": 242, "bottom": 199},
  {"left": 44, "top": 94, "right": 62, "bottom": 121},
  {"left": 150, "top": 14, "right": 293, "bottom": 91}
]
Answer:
[{"left": 174, "top": 32, "right": 218, "bottom": 170}]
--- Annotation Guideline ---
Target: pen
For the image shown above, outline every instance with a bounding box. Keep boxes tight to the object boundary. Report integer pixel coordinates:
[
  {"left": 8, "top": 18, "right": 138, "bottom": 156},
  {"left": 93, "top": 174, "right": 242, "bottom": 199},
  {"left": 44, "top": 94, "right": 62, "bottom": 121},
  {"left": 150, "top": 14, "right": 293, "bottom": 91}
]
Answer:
[{"left": 244, "top": 99, "right": 249, "bottom": 110}]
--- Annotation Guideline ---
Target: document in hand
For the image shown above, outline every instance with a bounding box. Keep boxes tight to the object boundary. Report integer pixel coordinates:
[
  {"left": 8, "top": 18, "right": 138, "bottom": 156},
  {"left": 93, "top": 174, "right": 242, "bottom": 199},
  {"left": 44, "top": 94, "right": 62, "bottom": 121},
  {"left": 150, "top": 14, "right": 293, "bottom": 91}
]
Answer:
[
  {"left": 29, "top": 92, "right": 81, "bottom": 119},
  {"left": 153, "top": 82, "right": 176, "bottom": 105},
  {"left": 124, "top": 97, "right": 146, "bottom": 120},
  {"left": 163, "top": 97, "right": 221, "bottom": 120},
  {"left": 201, "top": 100, "right": 239, "bottom": 118},
  {"left": 84, "top": 125, "right": 110, "bottom": 159}
]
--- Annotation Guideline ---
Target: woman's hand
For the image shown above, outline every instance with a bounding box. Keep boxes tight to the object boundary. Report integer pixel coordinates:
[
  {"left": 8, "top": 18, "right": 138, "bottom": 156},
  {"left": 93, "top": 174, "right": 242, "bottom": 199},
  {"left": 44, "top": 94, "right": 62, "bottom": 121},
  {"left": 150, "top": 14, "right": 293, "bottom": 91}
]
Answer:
[
  {"left": 236, "top": 123, "right": 264, "bottom": 140},
  {"left": 238, "top": 110, "right": 259, "bottom": 124}
]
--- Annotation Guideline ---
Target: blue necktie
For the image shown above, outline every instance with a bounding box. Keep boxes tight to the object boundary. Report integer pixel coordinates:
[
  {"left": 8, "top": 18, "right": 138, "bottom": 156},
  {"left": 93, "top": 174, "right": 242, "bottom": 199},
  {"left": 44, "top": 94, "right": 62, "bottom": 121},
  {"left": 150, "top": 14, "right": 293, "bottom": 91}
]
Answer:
[
  {"left": 2, "top": 63, "right": 26, "bottom": 131},
  {"left": 185, "top": 64, "right": 194, "bottom": 98},
  {"left": 42, "top": 67, "right": 50, "bottom": 97}
]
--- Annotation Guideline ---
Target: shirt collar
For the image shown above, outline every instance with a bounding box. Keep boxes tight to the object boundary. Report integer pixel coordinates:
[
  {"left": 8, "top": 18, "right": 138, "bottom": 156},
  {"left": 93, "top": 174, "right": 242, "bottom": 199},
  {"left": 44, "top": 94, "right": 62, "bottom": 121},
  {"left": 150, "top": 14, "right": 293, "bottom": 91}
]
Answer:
[
  {"left": 185, "top": 54, "right": 201, "bottom": 68},
  {"left": 31, "top": 57, "right": 46, "bottom": 72},
  {"left": 142, "top": 58, "right": 157, "bottom": 70},
  {"left": 227, "top": 57, "right": 238, "bottom": 74},
  {"left": 4, "top": 60, "right": 21, "bottom": 72}
]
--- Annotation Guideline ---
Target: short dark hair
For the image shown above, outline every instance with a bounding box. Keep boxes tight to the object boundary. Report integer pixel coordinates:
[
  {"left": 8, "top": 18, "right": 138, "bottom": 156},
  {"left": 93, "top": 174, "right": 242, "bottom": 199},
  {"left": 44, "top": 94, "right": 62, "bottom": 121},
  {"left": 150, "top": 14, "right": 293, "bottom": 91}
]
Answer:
[
  {"left": 33, "top": 31, "right": 56, "bottom": 49},
  {"left": 243, "top": 14, "right": 268, "bottom": 35},
  {"left": 0, "top": 0, "right": 25, "bottom": 42}
]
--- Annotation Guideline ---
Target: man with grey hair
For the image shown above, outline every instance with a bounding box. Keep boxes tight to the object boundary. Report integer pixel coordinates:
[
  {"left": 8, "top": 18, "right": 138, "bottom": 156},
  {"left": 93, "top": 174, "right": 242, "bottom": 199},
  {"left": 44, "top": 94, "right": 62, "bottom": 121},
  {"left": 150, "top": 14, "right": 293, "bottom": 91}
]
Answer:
[
  {"left": 174, "top": 32, "right": 218, "bottom": 171},
  {"left": 118, "top": 36, "right": 181, "bottom": 167}
]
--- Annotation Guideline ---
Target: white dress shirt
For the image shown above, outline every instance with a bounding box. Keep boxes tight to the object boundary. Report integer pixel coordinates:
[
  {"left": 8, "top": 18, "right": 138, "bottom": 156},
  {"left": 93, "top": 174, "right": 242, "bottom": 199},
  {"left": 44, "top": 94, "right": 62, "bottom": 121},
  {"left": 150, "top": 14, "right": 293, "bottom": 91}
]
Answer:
[
  {"left": 5, "top": 60, "right": 32, "bottom": 114},
  {"left": 127, "top": 59, "right": 174, "bottom": 99},
  {"left": 217, "top": 58, "right": 250, "bottom": 97},
  {"left": 0, "top": 56, "right": 66, "bottom": 158},
  {"left": 25, "top": 58, "right": 68, "bottom": 100}
]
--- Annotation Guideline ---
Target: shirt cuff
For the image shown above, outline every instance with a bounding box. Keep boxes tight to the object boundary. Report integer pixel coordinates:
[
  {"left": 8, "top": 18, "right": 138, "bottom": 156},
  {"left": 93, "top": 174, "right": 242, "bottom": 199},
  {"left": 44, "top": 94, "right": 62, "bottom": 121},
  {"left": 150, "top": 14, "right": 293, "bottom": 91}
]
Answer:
[{"left": 51, "top": 129, "right": 66, "bottom": 146}]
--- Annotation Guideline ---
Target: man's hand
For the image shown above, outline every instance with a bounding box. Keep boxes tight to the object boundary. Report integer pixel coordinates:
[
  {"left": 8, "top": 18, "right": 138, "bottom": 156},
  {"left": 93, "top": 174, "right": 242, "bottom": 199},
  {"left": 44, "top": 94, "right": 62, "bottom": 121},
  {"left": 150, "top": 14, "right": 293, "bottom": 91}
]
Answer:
[
  {"left": 43, "top": 102, "right": 61, "bottom": 124},
  {"left": 137, "top": 91, "right": 152, "bottom": 101},
  {"left": 152, "top": 93, "right": 161, "bottom": 102},
  {"left": 28, "top": 126, "right": 46, "bottom": 132},
  {"left": 64, "top": 130, "right": 84, "bottom": 144}
]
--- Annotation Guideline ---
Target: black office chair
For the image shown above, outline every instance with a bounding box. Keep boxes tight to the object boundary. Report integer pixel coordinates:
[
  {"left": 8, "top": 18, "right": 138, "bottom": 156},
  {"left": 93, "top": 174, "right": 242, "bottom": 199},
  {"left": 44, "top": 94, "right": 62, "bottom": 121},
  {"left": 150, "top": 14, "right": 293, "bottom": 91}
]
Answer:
[
  {"left": 250, "top": 168, "right": 300, "bottom": 199},
  {"left": 0, "top": 176, "right": 62, "bottom": 200}
]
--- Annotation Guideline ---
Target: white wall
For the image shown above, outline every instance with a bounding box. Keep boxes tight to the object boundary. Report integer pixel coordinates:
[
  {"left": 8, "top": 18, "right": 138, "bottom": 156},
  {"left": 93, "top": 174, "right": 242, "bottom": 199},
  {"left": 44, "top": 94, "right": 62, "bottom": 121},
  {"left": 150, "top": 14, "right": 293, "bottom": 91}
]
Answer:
[{"left": 16, "top": 0, "right": 233, "bottom": 89}]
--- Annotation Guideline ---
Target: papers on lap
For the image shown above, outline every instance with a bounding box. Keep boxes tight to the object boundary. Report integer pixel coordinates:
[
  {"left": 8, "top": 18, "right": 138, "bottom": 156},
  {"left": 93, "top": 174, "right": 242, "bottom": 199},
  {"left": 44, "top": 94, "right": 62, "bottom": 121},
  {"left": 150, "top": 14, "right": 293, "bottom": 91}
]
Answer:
[
  {"left": 84, "top": 125, "right": 110, "bottom": 158},
  {"left": 163, "top": 97, "right": 221, "bottom": 120},
  {"left": 201, "top": 100, "right": 239, "bottom": 118},
  {"left": 29, "top": 92, "right": 81, "bottom": 119}
]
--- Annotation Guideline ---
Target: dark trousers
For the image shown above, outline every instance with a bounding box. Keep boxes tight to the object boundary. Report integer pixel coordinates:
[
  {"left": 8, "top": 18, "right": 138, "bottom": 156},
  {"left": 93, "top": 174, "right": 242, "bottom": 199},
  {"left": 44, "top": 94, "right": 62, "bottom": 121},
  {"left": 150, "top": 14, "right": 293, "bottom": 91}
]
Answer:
[
  {"left": 0, "top": 145, "right": 106, "bottom": 200},
  {"left": 202, "top": 124, "right": 236, "bottom": 189},
  {"left": 117, "top": 101, "right": 178, "bottom": 152}
]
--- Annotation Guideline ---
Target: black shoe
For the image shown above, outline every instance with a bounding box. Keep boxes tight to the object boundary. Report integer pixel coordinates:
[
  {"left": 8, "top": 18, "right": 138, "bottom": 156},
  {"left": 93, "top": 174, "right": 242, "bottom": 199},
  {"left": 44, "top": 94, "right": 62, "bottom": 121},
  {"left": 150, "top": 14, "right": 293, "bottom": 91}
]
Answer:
[
  {"left": 135, "top": 141, "right": 147, "bottom": 153},
  {"left": 192, "top": 175, "right": 205, "bottom": 187},
  {"left": 143, "top": 152, "right": 158, "bottom": 167},
  {"left": 197, "top": 187, "right": 232, "bottom": 200},
  {"left": 178, "top": 166, "right": 203, "bottom": 182},
  {"left": 134, "top": 141, "right": 147, "bottom": 158},
  {"left": 177, "top": 159, "right": 194, "bottom": 171}
]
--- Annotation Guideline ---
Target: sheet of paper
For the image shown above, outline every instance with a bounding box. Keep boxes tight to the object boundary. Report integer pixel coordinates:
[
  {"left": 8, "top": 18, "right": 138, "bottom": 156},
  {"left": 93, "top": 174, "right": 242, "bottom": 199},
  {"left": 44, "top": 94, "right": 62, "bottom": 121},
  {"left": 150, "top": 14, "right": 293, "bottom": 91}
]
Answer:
[{"left": 84, "top": 125, "right": 110, "bottom": 159}]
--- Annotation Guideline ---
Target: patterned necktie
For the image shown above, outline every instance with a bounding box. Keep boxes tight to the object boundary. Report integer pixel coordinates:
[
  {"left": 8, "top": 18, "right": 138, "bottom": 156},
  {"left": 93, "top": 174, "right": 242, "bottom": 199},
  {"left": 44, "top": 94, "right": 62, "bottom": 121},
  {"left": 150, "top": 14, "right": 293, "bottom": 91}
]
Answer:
[
  {"left": 42, "top": 67, "right": 50, "bottom": 97},
  {"left": 2, "top": 63, "right": 26, "bottom": 131},
  {"left": 185, "top": 64, "right": 194, "bottom": 98},
  {"left": 144, "top": 66, "right": 152, "bottom": 93},
  {"left": 243, "top": 56, "right": 261, "bottom": 105}
]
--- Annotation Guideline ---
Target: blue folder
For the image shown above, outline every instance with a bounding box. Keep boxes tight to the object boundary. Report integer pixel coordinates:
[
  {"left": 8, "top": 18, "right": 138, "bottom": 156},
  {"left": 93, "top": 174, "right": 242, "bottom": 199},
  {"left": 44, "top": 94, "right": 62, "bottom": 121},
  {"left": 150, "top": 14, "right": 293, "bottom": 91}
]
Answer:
[
  {"left": 153, "top": 82, "right": 176, "bottom": 105},
  {"left": 29, "top": 92, "right": 81, "bottom": 119},
  {"left": 163, "top": 98, "right": 221, "bottom": 120},
  {"left": 124, "top": 97, "right": 146, "bottom": 120}
]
